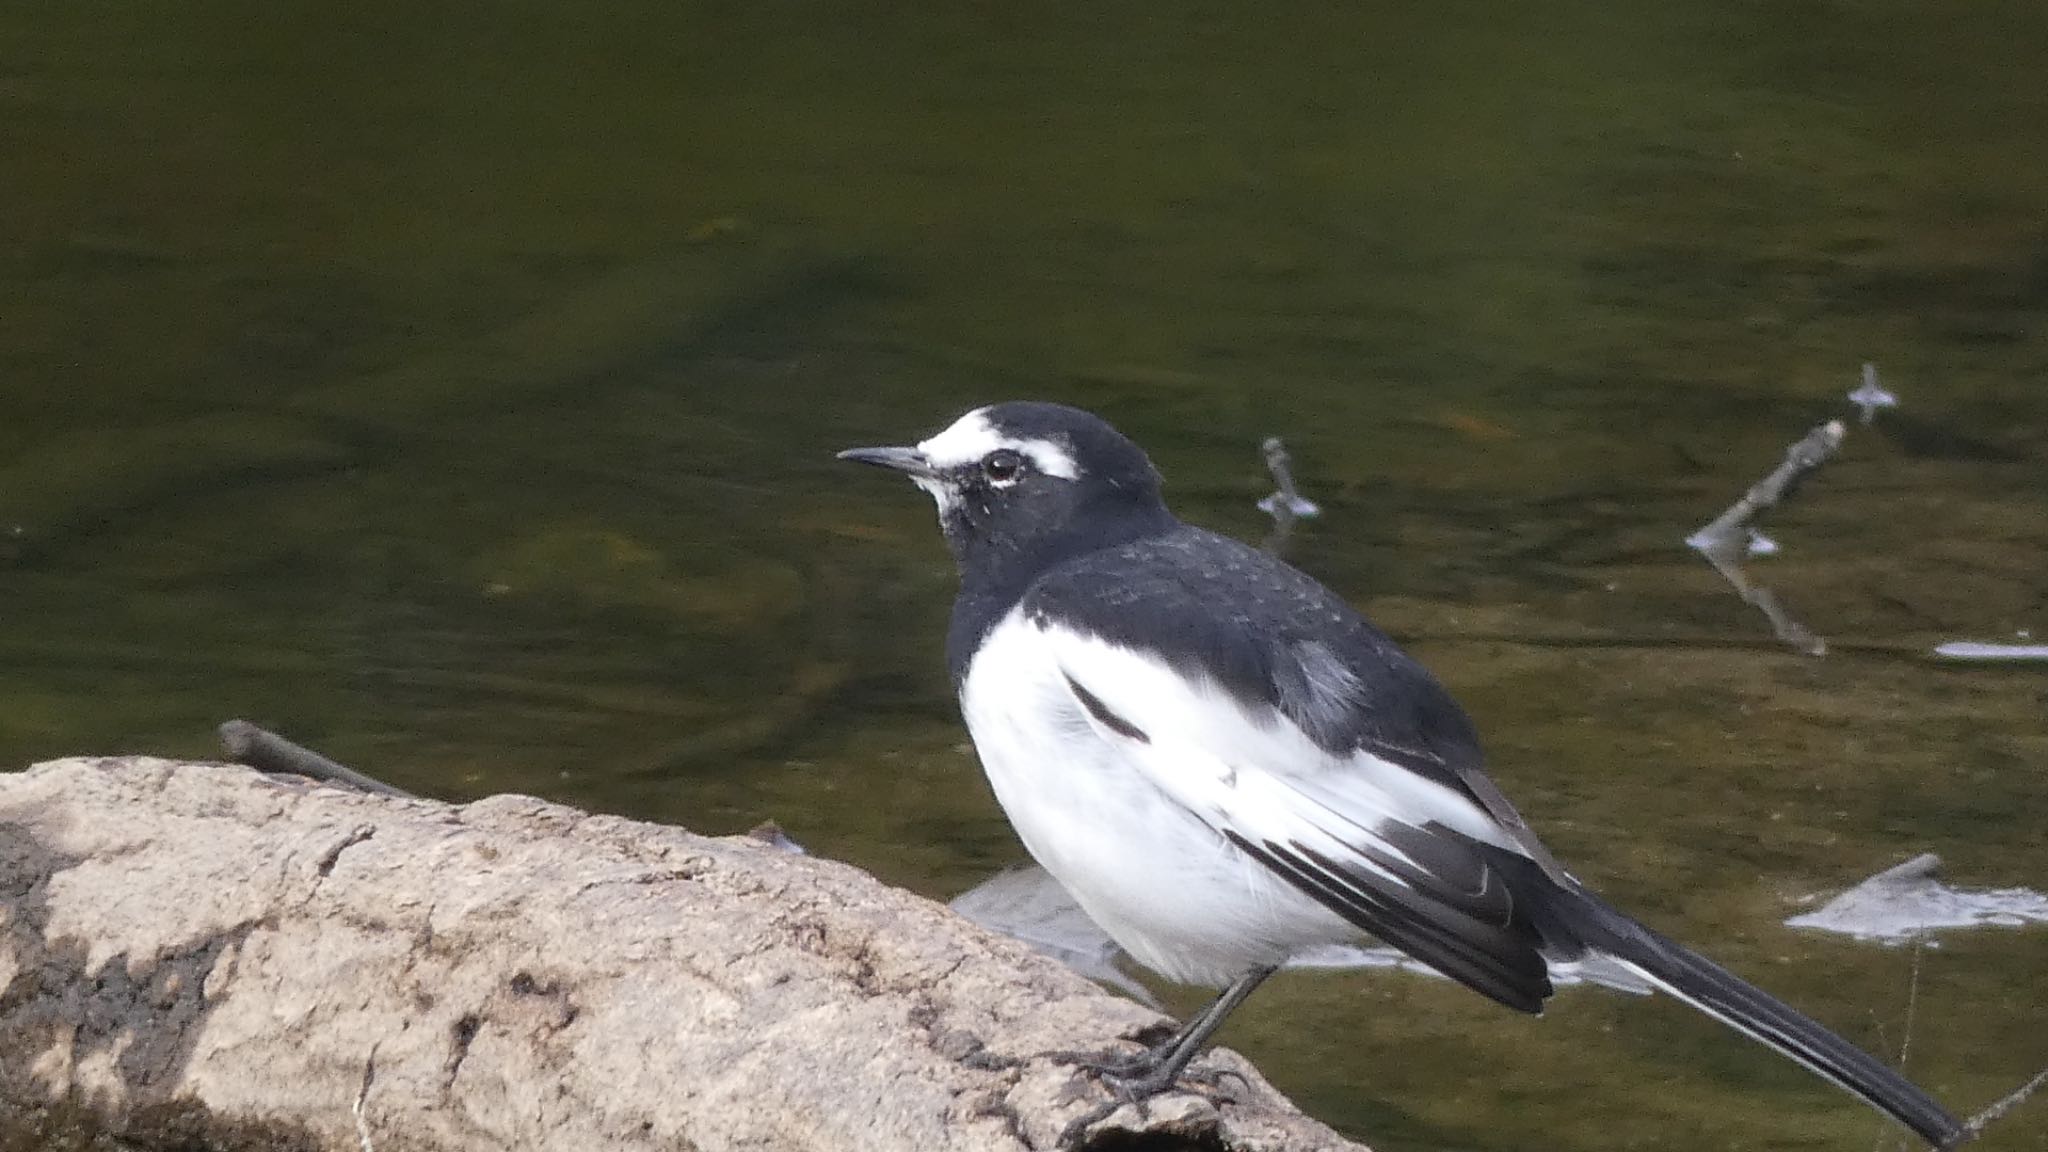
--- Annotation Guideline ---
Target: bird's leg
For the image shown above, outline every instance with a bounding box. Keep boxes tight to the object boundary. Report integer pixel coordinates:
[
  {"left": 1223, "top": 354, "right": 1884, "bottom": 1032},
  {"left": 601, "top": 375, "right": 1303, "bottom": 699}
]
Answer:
[
  {"left": 1042, "top": 1020, "right": 1184, "bottom": 1079},
  {"left": 1111, "top": 967, "right": 1270, "bottom": 1086},
  {"left": 1057, "top": 966, "right": 1276, "bottom": 1145}
]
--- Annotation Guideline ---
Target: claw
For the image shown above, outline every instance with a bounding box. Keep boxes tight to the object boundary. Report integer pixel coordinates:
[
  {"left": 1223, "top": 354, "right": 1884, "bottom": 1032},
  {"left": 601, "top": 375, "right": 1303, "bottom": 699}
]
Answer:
[
  {"left": 1057, "top": 1095, "right": 1133, "bottom": 1147},
  {"left": 1176, "top": 1064, "right": 1250, "bottom": 1103},
  {"left": 1054, "top": 1055, "right": 1202, "bottom": 1147}
]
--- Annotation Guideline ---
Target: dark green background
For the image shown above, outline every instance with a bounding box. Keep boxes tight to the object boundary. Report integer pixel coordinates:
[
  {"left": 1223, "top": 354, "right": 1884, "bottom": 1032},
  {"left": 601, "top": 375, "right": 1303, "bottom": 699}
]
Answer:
[{"left": 3, "top": 2, "right": 2044, "bottom": 1148}]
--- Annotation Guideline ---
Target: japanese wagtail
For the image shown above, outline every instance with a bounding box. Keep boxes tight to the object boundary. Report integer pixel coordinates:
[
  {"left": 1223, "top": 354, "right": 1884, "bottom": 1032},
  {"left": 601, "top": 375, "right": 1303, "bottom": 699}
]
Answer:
[{"left": 839, "top": 401, "right": 1961, "bottom": 1147}]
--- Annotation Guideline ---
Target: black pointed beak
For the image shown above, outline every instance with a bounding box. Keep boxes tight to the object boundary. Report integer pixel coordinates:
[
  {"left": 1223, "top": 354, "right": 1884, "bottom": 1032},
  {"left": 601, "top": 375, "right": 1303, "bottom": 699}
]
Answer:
[{"left": 836, "top": 445, "right": 935, "bottom": 478}]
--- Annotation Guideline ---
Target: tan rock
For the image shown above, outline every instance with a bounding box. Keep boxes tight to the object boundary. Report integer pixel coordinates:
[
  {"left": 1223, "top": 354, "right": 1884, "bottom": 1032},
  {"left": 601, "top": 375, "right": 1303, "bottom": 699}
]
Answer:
[{"left": 0, "top": 757, "right": 1367, "bottom": 1152}]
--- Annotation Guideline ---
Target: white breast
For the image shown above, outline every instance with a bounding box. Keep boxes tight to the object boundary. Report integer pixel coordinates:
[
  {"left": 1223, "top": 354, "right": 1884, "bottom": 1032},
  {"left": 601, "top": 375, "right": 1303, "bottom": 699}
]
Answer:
[{"left": 957, "top": 609, "right": 1356, "bottom": 986}]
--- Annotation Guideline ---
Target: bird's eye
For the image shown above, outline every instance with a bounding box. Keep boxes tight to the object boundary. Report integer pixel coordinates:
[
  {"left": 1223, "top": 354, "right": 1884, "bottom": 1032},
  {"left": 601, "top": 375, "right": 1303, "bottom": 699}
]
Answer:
[{"left": 982, "top": 449, "right": 1024, "bottom": 483}]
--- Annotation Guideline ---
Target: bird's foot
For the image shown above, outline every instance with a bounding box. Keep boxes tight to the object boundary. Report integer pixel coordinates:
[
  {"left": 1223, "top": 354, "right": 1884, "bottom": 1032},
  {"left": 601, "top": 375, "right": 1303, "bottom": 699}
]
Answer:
[
  {"left": 1057, "top": 1098, "right": 1132, "bottom": 1147},
  {"left": 1040, "top": 1043, "right": 1165, "bottom": 1081},
  {"left": 1054, "top": 1058, "right": 1247, "bottom": 1147},
  {"left": 1055, "top": 1065, "right": 1169, "bottom": 1147}
]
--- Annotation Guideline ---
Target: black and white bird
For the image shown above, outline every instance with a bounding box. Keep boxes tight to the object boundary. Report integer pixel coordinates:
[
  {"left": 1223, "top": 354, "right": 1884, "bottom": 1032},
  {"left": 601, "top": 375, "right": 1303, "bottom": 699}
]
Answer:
[{"left": 839, "top": 401, "right": 1962, "bottom": 1148}]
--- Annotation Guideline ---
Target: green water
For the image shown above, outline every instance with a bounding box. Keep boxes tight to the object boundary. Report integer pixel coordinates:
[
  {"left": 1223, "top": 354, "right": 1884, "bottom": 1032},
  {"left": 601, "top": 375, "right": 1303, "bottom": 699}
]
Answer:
[{"left": 3, "top": 1, "right": 2045, "bottom": 1147}]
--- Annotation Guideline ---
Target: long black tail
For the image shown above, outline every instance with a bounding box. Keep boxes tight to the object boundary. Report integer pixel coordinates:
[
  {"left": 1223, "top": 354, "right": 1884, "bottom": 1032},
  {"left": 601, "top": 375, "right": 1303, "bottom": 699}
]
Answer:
[{"left": 1548, "top": 882, "right": 1964, "bottom": 1148}]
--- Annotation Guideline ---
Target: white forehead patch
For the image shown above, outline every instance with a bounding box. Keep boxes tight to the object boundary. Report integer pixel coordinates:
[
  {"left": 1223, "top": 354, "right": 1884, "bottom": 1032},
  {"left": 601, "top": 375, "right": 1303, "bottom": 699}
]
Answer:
[{"left": 916, "top": 408, "right": 1080, "bottom": 480}]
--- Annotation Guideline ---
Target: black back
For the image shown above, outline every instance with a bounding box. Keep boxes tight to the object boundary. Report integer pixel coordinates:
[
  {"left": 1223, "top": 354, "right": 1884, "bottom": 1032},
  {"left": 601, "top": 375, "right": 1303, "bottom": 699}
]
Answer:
[{"left": 1008, "top": 525, "right": 1492, "bottom": 805}]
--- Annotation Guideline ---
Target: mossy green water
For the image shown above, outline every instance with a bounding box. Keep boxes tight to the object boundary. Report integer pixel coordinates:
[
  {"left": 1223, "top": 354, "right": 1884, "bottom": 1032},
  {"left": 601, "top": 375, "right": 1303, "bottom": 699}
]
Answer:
[{"left": 3, "top": 2, "right": 2044, "bottom": 1148}]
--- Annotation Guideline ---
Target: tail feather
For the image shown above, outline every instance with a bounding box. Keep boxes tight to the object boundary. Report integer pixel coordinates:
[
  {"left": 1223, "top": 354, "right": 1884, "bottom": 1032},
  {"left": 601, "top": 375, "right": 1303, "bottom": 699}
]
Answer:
[{"left": 1549, "top": 885, "right": 1963, "bottom": 1149}]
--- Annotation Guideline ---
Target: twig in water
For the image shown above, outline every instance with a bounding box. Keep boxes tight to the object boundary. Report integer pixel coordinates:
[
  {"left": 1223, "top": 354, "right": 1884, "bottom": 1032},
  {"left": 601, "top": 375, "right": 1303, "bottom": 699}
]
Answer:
[
  {"left": 1688, "top": 420, "right": 1845, "bottom": 559},
  {"left": 1257, "top": 437, "right": 1320, "bottom": 553},
  {"left": 1898, "top": 942, "right": 1922, "bottom": 1078},
  {"left": 1685, "top": 420, "right": 1845, "bottom": 655},
  {"left": 1873, "top": 942, "right": 1927, "bottom": 1152},
  {"left": 1932, "top": 642, "right": 2048, "bottom": 662},
  {"left": 219, "top": 719, "right": 415, "bottom": 798},
  {"left": 1849, "top": 363, "right": 1898, "bottom": 425},
  {"left": 1950, "top": 1065, "right": 2048, "bottom": 1148}
]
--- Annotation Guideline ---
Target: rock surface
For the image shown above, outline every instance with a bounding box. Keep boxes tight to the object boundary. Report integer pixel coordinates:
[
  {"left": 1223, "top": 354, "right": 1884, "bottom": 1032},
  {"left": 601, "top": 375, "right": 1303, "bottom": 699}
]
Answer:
[{"left": 0, "top": 757, "right": 1369, "bottom": 1152}]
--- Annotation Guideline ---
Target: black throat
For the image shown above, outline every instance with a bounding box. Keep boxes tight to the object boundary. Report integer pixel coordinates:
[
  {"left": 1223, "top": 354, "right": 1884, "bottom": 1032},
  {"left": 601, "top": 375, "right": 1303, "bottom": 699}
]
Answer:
[{"left": 943, "top": 497, "right": 1176, "bottom": 684}]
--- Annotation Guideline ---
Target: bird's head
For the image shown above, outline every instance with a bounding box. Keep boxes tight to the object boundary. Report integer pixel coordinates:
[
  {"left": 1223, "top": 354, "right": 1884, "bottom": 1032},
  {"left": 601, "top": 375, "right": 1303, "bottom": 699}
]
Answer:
[{"left": 839, "top": 402, "right": 1172, "bottom": 579}]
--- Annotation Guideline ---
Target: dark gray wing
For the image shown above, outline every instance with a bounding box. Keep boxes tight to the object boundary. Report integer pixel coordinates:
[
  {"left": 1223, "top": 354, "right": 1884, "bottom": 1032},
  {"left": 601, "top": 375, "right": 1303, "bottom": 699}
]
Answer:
[
  {"left": 1027, "top": 526, "right": 1563, "bottom": 869},
  {"left": 1025, "top": 526, "right": 1576, "bottom": 1010}
]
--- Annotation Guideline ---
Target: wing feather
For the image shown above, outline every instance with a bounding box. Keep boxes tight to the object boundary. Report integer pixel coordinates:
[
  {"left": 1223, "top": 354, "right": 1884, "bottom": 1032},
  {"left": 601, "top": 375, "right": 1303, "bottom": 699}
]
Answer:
[
  {"left": 1019, "top": 526, "right": 1573, "bottom": 880},
  {"left": 1039, "top": 622, "right": 1555, "bottom": 1013}
]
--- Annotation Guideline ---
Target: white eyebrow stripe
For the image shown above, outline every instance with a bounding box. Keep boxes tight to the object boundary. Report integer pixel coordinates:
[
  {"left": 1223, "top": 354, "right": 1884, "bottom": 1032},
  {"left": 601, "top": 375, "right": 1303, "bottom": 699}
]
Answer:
[
  {"left": 917, "top": 408, "right": 1080, "bottom": 479},
  {"left": 1008, "top": 438, "right": 1080, "bottom": 480}
]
